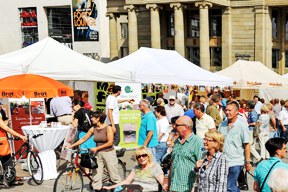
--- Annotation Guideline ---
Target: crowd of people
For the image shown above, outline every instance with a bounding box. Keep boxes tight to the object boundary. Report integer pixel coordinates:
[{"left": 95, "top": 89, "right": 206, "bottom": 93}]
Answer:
[{"left": 1, "top": 85, "right": 288, "bottom": 192}]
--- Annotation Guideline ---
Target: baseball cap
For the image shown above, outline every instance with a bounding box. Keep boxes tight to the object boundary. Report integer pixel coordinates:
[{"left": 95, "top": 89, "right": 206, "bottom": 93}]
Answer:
[{"left": 169, "top": 95, "right": 176, "bottom": 100}]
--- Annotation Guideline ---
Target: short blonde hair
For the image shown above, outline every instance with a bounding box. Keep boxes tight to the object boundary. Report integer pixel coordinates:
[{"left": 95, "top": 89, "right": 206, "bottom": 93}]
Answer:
[
  {"left": 205, "top": 130, "right": 225, "bottom": 152},
  {"left": 134, "top": 146, "right": 153, "bottom": 164},
  {"left": 261, "top": 105, "right": 269, "bottom": 113},
  {"left": 266, "top": 102, "right": 273, "bottom": 111}
]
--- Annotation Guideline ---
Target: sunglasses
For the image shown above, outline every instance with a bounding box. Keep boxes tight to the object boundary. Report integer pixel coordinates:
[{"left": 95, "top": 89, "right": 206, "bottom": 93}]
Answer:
[{"left": 136, "top": 154, "right": 148, "bottom": 159}]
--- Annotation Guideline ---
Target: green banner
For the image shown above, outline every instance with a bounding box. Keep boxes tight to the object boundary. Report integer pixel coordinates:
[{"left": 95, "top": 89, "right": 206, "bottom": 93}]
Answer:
[
  {"left": 94, "top": 82, "right": 114, "bottom": 112},
  {"left": 119, "top": 110, "right": 141, "bottom": 149}
]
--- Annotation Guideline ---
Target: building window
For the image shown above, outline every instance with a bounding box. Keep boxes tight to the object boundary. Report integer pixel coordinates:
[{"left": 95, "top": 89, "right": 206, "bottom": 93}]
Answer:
[
  {"left": 209, "top": 9, "right": 222, "bottom": 37},
  {"left": 286, "top": 13, "right": 288, "bottom": 42},
  {"left": 166, "top": 47, "right": 175, "bottom": 50},
  {"left": 187, "top": 10, "right": 199, "bottom": 38},
  {"left": 187, "top": 47, "right": 200, "bottom": 66},
  {"left": 121, "top": 47, "right": 129, "bottom": 58},
  {"left": 272, "top": 49, "right": 279, "bottom": 68},
  {"left": 210, "top": 47, "right": 222, "bottom": 66},
  {"left": 285, "top": 50, "right": 288, "bottom": 68},
  {"left": 272, "top": 10, "right": 278, "bottom": 39},
  {"left": 167, "top": 11, "right": 174, "bottom": 37},
  {"left": 47, "top": 8, "right": 72, "bottom": 47},
  {"left": 19, "top": 7, "right": 39, "bottom": 47},
  {"left": 120, "top": 23, "right": 128, "bottom": 39}
]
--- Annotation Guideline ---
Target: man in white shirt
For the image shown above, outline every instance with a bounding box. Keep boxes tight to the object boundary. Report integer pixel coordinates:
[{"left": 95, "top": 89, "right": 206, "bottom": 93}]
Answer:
[
  {"left": 254, "top": 95, "right": 263, "bottom": 115},
  {"left": 50, "top": 96, "right": 72, "bottom": 125},
  {"left": 279, "top": 101, "right": 288, "bottom": 140},
  {"left": 193, "top": 102, "right": 216, "bottom": 139},
  {"left": 164, "top": 95, "right": 184, "bottom": 123},
  {"left": 105, "top": 85, "right": 130, "bottom": 146}
]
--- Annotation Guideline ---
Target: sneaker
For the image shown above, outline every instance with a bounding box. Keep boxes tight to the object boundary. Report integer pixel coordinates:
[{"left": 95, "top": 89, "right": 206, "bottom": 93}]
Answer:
[{"left": 238, "top": 184, "right": 249, "bottom": 190}]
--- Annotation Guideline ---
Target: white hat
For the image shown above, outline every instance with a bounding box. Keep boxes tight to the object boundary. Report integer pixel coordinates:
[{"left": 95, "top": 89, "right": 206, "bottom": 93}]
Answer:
[{"left": 169, "top": 95, "right": 176, "bottom": 100}]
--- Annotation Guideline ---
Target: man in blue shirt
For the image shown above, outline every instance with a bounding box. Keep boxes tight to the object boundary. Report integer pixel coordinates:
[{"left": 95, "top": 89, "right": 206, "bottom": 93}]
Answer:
[
  {"left": 254, "top": 138, "right": 288, "bottom": 192},
  {"left": 138, "top": 99, "right": 158, "bottom": 158}
]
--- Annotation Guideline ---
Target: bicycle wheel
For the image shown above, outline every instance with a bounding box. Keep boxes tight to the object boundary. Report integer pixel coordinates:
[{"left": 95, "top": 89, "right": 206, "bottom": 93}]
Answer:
[
  {"left": 27, "top": 150, "right": 43, "bottom": 185},
  {"left": 117, "top": 159, "right": 126, "bottom": 180},
  {"left": 53, "top": 167, "right": 83, "bottom": 192}
]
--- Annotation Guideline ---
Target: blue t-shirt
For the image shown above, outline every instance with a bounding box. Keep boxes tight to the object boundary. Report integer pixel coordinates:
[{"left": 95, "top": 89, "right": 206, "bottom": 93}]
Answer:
[
  {"left": 254, "top": 157, "right": 288, "bottom": 192},
  {"left": 138, "top": 111, "right": 158, "bottom": 147},
  {"left": 248, "top": 110, "right": 258, "bottom": 131},
  {"left": 184, "top": 109, "right": 195, "bottom": 119}
]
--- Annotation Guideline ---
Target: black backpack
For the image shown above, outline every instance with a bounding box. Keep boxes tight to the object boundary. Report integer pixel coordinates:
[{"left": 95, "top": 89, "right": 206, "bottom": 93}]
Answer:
[{"left": 79, "top": 109, "right": 92, "bottom": 132}]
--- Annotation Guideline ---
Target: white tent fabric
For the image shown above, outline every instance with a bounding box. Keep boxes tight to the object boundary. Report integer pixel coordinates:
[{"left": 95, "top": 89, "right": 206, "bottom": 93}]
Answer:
[
  {"left": 0, "top": 37, "right": 132, "bottom": 82},
  {"left": 216, "top": 60, "right": 288, "bottom": 89},
  {"left": 108, "top": 47, "right": 233, "bottom": 86}
]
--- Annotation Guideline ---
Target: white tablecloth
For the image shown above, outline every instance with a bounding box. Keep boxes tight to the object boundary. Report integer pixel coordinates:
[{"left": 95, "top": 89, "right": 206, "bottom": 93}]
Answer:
[{"left": 21, "top": 125, "right": 71, "bottom": 180}]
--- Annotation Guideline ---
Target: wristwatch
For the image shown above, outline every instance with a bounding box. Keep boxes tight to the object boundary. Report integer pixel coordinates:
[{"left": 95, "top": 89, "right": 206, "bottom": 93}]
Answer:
[{"left": 245, "top": 160, "right": 251, "bottom": 164}]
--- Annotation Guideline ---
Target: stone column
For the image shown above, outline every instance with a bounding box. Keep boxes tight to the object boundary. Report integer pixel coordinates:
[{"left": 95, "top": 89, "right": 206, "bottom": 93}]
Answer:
[
  {"left": 170, "top": 3, "right": 186, "bottom": 56},
  {"left": 106, "top": 13, "right": 118, "bottom": 61},
  {"left": 146, "top": 4, "right": 162, "bottom": 49},
  {"left": 124, "top": 5, "right": 138, "bottom": 54},
  {"left": 196, "top": 2, "right": 212, "bottom": 71},
  {"left": 265, "top": 8, "right": 272, "bottom": 69},
  {"left": 255, "top": 6, "right": 267, "bottom": 65},
  {"left": 279, "top": 8, "right": 286, "bottom": 75},
  {"left": 222, "top": 7, "right": 232, "bottom": 69}
]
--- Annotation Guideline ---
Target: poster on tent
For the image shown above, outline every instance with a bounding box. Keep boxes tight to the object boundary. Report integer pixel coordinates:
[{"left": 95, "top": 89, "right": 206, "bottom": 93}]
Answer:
[
  {"left": 9, "top": 98, "right": 45, "bottom": 156},
  {"left": 116, "top": 82, "right": 142, "bottom": 110},
  {"left": 72, "top": 0, "right": 99, "bottom": 41},
  {"left": 119, "top": 110, "right": 141, "bottom": 149},
  {"left": 94, "top": 82, "right": 114, "bottom": 112}
]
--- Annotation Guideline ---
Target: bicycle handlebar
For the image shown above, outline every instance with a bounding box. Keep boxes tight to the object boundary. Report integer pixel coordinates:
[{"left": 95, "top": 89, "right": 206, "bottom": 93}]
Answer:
[
  {"left": 32, "top": 134, "right": 43, "bottom": 139},
  {"left": 8, "top": 133, "right": 43, "bottom": 141}
]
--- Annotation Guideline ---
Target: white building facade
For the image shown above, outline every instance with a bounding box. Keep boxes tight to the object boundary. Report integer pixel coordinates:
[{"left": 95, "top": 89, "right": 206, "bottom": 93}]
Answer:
[{"left": 0, "top": 0, "right": 110, "bottom": 62}]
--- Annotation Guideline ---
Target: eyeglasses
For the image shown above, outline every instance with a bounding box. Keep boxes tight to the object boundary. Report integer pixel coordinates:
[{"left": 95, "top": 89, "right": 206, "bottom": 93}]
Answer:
[
  {"left": 203, "top": 138, "right": 215, "bottom": 142},
  {"left": 136, "top": 154, "right": 148, "bottom": 159},
  {"left": 169, "top": 99, "right": 175, "bottom": 101},
  {"left": 281, "top": 147, "right": 287, "bottom": 151},
  {"left": 175, "top": 123, "right": 186, "bottom": 128}
]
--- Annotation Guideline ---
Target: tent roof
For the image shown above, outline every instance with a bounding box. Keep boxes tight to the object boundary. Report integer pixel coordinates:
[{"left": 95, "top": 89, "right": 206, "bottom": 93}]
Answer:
[
  {"left": 108, "top": 47, "right": 233, "bottom": 86},
  {"left": 0, "top": 37, "right": 132, "bottom": 82},
  {"left": 216, "top": 60, "right": 288, "bottom": 89}
]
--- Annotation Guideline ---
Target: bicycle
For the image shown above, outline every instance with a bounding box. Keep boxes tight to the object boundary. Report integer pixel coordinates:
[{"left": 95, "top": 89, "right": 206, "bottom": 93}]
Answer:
[
  {"left": 53, "top": 148, "right": 126, "bottom": 192},
  {"left": 0, "top": 134, "right": 44, "bottom": 186}
]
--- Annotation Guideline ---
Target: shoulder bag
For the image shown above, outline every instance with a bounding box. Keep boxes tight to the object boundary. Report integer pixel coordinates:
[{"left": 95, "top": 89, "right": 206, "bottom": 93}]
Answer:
[
  {"left": 259, "top": 161, "right": 280, "bottom": 191},
  {"left": 80, "top": 151, "right": 98, "bottom": 169}
]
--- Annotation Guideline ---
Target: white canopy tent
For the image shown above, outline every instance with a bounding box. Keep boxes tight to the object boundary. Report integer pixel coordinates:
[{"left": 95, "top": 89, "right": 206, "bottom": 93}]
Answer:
[
  {"left": 108, "top": 47, "right": 233, "bottom": 86},
  {"left": 0, "top": 37, "right": 132, "bottom": 107},
  {"left": 0, "top": 37, "right": 132, "bottom": 82},
  {"left": 216, "top": 60, "right": 288, "bottom": 89}
]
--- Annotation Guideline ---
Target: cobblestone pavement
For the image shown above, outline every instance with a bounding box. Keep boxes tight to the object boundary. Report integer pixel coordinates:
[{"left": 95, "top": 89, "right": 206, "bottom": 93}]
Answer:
[{"left": 1, "top": 149, "right": 287, "bottom": 192}]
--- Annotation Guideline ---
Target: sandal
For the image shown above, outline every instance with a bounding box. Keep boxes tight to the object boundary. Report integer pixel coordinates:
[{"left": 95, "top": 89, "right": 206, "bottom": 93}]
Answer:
[
  {"left": 15, "top": 176, "right": 24, "bottom": 182},
  {"left": 9, "top": 180, "right": 24, "bottom": 186}
]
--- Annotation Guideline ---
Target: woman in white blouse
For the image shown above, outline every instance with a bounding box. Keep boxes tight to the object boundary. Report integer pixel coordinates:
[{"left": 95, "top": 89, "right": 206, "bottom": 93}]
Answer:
[{"left": 154, "top": 106, "right": 170, "bottom": 163}]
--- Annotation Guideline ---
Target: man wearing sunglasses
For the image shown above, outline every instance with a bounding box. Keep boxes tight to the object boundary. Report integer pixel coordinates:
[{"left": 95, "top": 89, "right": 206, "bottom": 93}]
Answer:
[{"left": 168, "top": 116, "right": 203, "bottom": 192}]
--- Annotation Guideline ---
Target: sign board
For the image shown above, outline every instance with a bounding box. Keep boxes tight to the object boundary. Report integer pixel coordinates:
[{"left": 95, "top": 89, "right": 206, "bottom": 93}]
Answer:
[
  {"left": 116, "top": 82, "right": 142, "bottom": 104},
  {"left": 72, "top": 0, "right": 99, "bottom": 41}
]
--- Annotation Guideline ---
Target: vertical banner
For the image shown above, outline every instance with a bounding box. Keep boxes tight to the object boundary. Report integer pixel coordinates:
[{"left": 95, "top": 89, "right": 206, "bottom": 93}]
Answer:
[
  {"left": 94, "top": 82, "right": 114, "bottom": 112},
  {"left": 72, "top": 0, "right": 99, "bottom": 41},
  {"left": 119, "top": 110, "right": 141, "bottom": 148},
  {"left": 9, "top": 98, "right": 45, "bottom": 157}
]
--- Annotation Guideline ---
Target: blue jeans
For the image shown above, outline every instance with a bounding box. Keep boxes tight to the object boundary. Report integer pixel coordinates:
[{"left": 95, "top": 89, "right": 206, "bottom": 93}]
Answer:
[
  {"left": 148, "top": 147, "right": 156, "bottom": 162},
  {"left": 155, "top": 142, "right": 168, "bottom": 163},
  {"left": 227, "top": 165, "right": 242, "bottom": 192}
]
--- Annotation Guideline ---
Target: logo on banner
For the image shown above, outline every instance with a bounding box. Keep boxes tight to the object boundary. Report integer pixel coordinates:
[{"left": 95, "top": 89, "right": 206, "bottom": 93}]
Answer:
[
  {"left": 2, "top": 92, "right": 14, "bottom": 97},
  {"left": 34, "top": 92, "right": 47, "bottom": 97},
  {"left": 60, "top": 90, "right": 67, "bottom": 96}
]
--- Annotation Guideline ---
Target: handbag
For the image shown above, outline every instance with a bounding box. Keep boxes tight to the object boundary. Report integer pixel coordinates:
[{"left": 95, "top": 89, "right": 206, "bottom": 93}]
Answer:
[{"left": 80, "top": 152, "right": 98, "bottom": 169}]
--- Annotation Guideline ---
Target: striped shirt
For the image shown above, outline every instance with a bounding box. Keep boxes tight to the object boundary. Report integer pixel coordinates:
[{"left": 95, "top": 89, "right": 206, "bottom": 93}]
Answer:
[
  {"left": 170, "top": 134, "right": 203, "bottom": 192},
  {"left": 198, "top": 151, "right": 229, "bottom": 192}
]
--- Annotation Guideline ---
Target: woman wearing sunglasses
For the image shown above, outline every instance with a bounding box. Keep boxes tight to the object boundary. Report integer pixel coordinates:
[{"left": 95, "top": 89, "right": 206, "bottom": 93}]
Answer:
[
  {"left": 195, "top": 130, "right": 228, "bottom": 192},
  {"left": 103, "top": 146, "right": 167, "bottom": 191}
]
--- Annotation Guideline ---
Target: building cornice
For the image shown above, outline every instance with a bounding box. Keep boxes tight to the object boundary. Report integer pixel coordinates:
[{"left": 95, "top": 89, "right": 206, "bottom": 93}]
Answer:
[
  {"left": 125, "top": 0, "right": 230, "bottom": 7},
  {"left": 266, "top": 0, "right": 288, "bottom": 6}
]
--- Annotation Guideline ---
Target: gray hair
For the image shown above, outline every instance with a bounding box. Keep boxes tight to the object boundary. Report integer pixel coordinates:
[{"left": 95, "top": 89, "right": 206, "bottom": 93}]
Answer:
[
  {"left": 140, "top": 99, "right": 150, "bottom": 108},
  {"left": 268, "top": 168, "right": 288, "bottom": 192}
]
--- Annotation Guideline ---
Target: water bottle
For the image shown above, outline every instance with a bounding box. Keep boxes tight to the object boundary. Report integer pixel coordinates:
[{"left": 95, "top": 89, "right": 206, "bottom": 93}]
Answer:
[{"left": 114, "top": 185, "right": 123, "bottom": 192}]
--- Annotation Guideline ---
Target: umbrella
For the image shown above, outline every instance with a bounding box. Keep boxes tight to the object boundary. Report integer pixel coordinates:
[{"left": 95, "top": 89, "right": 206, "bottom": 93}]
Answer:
[
  {"left": 0, "top": 74, "right": 73, "bottom": 98},
  {"left": 0, "top": 74, "right": 74, "bottom": 124}
]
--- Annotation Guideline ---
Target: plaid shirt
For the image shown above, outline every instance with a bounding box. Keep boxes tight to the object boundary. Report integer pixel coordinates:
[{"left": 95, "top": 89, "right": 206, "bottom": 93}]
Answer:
[
  {"left": 197, "top": 151, "right": 228, "bottom": 192},
  {"left": 170, "top": 134, "right": 203, "bottom": 192}
]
